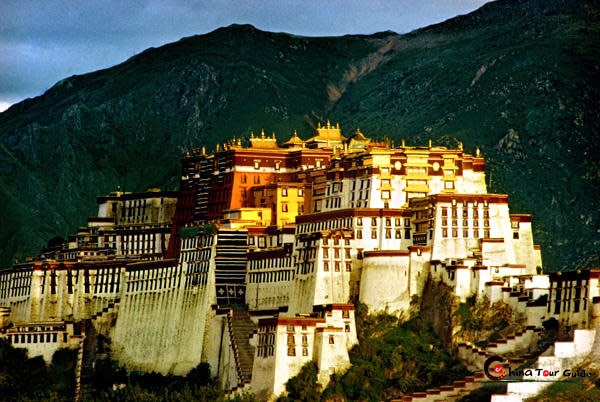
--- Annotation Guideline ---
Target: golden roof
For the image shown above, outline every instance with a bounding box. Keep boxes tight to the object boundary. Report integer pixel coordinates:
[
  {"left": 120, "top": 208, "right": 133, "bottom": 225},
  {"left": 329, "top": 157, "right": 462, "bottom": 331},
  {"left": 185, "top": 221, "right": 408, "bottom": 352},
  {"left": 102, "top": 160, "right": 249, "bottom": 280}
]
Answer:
[
  {"left": 249, "top": 129, "right": 281, "bottom": 149},
  {"left": 306, "top": 120, "right": 347, "bottom": 143},
  {"left": 282, "top": 130, "right": 305, "bottom": 147}
]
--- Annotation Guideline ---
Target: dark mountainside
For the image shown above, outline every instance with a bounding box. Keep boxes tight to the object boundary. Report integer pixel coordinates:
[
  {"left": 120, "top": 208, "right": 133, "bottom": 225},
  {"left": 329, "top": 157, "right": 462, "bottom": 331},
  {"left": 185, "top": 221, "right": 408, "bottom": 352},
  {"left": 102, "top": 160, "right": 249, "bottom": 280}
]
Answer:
[{"left": 0, "top": 0, "right": 598, "bottom": 270}]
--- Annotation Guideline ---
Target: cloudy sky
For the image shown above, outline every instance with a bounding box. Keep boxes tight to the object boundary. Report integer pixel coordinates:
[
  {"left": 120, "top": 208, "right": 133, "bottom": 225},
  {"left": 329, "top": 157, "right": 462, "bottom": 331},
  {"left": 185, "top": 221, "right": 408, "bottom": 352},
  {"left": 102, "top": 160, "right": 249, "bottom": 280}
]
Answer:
[{"left": 0, "top": 0, "right": 490, "bottom": 112}]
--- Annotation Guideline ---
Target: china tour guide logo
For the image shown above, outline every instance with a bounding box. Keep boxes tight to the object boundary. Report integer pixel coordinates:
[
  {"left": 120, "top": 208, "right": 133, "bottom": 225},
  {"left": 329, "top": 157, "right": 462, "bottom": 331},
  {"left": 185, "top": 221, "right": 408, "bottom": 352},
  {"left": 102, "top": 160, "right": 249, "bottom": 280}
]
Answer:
[
  {"left": 484, "top": 355, "right": 508, "bottom": 381},
  {"left": 484, "top": 355, "right": 592, "bottom": 382}
]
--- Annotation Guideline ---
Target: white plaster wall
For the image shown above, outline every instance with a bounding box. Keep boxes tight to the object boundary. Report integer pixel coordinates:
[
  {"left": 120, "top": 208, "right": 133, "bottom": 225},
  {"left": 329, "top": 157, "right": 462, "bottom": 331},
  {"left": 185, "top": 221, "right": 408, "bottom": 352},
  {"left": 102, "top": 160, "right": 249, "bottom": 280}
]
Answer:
[
  {"left": 313, "top": 330, "right": 351, "bottom": 387},
  {"left": 512, "top": 222, "right": 539, "bottom": 273},
  {"left": 360, "top": 255, "right": 410, "bottom": 314}
]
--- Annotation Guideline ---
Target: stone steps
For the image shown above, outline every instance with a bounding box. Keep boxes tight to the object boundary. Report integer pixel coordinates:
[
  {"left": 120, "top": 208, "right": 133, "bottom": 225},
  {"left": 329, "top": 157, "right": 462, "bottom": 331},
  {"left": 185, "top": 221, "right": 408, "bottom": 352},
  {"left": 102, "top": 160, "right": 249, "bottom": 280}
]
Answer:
[
  {"left": 391, "top": 372, "right": 486, "bottom": 402},
  {"left": 228, "top": 309, "right": 257, "bottom": 383},
  {"left": 491, "top": 328, "right": 597, "bottom": 402}
]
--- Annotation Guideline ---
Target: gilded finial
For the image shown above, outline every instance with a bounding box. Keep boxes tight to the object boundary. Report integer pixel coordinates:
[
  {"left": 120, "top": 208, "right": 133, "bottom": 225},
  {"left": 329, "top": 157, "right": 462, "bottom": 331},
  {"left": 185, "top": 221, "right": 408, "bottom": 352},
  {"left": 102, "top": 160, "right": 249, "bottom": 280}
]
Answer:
[
  {"left": 401, "top": 139, "right": 405, "bottom": 147},
  {"left": 336, "top": 122, "right": 339, "bottom": 129},
  {"left": 216, "top": 143, "right": 220, "bottom": 152},
  {"left": 293, "top": 129, "right": 298, "bottom": 138},
  {"left": 318, "top": 122, "right": 321, "bottom": 129},
  {"left": 237, "top": 138, "right": 241, "bottom": 146},
  {"left": 272, "top": 132, "right": 276, "bottom": 140},
  {"left": 250, "top": 131, "right": 254, "bottom": 139},
  {"left": 186, "top": 151, "right": 190, "bottom": 157},
  {"left": 327, "top": 120, "right": 331, "bottom": 128},
  {"left": 428, "top": 139, "right": 432, "bottom": 148},
  {"left": 202, "top": 146, "right": 206, "bottom": 155},
  {"left": 458, "top": 141, "right": 463, "bottom": 151},
  {"left": 261, "top": 129, "right": 265, "bottom": 139},
  {"left": 476, "top": 147, "right": 481, "bottom": 157}
]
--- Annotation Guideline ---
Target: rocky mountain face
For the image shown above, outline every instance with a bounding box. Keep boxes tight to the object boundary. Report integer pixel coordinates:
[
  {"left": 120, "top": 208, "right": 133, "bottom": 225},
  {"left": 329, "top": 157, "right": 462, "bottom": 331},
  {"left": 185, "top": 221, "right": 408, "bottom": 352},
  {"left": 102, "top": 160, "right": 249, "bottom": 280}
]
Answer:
[{"left": 0, "top": 0, "right": 598, "bottom": 270}]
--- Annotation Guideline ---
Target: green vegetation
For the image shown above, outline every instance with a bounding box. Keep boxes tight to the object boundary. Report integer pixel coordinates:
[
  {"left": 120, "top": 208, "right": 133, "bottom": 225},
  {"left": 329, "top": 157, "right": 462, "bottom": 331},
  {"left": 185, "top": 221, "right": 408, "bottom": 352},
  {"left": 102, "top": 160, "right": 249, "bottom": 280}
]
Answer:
[
  {"left": 277, "top": 362, "right": 321, "bottom": 402},
  {"left": 524, "top": 369, "right": 600, "bottom": 401},
  {"left": 89, "top": 359, "right": 256, "bottom": 401},
  {"left": 0, "top": 339, "right": 77, "bottom": 401},
  {"left": 454, "top": 296, "right": 515, "bottom": 344},
  {"left": 0, "top": 0, "right": 599, "bottom": 271}
]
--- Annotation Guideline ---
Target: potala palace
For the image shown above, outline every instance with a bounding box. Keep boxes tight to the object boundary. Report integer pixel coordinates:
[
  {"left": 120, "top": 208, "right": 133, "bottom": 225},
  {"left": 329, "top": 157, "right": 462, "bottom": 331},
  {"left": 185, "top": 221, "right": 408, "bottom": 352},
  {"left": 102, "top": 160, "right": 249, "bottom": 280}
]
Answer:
[{"left": 1, "top": 122, "right": 598, "bottom": 401}]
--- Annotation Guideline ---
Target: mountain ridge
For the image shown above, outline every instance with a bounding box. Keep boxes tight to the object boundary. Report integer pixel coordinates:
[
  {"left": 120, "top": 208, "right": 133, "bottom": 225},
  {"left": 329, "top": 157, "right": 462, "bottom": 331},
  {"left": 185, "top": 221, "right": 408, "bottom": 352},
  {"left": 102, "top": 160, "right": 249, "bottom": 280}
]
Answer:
[{"left": 0, "top": 0, "right": 598, "bottom": 270}]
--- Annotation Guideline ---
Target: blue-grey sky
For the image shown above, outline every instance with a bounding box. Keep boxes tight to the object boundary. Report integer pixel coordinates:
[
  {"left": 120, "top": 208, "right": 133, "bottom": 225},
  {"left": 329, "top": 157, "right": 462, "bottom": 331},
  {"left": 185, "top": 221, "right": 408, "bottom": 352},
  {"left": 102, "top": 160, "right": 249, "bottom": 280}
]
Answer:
[{"left": 0, "top": 0, "right": 491, "bottom": 112}]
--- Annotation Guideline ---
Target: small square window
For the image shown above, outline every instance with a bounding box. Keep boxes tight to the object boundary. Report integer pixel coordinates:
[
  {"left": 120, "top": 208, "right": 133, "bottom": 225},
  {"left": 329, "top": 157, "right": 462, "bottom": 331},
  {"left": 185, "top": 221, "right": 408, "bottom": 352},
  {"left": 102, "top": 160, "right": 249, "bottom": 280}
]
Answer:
[
  {"left": 282, "top": 188, "right": 288, "bottom": 197},
  {"left": 288, "top": 347, "right": 296, "bottom": 356},
  {"left": 513, "top": 232, "right": 519, "bottom": 239},
  {"left": 298, "top": 189, "right": 304, "bottom": 197}
]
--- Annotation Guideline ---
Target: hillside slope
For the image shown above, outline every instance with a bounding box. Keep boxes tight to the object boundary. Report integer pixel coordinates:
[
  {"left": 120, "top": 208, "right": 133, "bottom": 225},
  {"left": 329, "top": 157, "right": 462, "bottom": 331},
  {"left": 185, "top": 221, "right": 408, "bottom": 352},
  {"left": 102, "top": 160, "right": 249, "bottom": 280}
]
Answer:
[{"left": 0, "top": 0, "right": 598, "bottom": 270}]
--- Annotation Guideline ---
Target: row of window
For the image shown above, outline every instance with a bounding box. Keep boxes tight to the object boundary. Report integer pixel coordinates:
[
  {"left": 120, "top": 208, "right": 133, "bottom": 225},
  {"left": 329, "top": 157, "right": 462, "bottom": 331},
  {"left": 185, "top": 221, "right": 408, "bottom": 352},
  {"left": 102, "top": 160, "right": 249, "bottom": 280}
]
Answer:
[
  {"left": 356, "top": 229, "right": 411, "bottom": 240},
  {"left": 180, "top": 248, "right": 212, "bottom": 263},
  {"left": 182, "top": 235, "right": 214, "bottom": 250},
  {"left": 323, "top": 262, "right": 352, "bottom": 272},
  {"left": 356, "top": 217, "right": 410, "bottom": 227},
  {"left": 296, "top": 217, "right": 352, "bottom": 234},
  {"left": 247, "top": 270, "right": 294, "bottom": 283},
  {"left": 322, "top": 247, "right": 352, "bottom": 259},
  {"left": 441, "top": 206, "right": 490, "bottom": 218},
  {"left": 442, "top": 229, "right": 490, "bottom": 238},
  {"left": 0, "top": 270, "right": 32, "bottom": 299},
  {"left": 248, "top": 256, "right": 293, "bottom": 270},
  {"left": 7, "top": 332, "right": 65, "bottom": 344},
  {"left": 126, "top": 266, "right": 182, "bottom": 293},
  {"left": 441, "top": 219, "right": 490, "bottom": 227},
  {"left": 248, "top": 235, "right": 282, "bottom": 248}
]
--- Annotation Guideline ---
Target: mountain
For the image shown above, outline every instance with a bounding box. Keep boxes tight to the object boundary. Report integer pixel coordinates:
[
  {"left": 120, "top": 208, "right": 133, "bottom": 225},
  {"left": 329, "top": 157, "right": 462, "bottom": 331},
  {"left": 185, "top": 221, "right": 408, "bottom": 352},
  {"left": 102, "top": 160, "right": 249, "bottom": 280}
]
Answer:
[{"left": 0, "top": 0, "right": 598, "bottom": 270}]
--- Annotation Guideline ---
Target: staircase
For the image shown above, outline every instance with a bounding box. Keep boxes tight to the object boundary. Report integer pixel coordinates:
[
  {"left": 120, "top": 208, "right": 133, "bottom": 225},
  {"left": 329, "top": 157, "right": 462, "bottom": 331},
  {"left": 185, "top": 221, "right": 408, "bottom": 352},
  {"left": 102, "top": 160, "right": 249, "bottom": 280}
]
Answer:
[
  {"left": 90, "top": 297, "right": 120, "bottom": 320},
  {"left": 490, "top": 328, "right": 597, "bottom": 401},
  {"left": 226, "top": 309, "right": 257, "bottom": 384},
  {"left": 391, "top": 372, "right": 487, "bottom": 402},
  {"left": 74, "top": 324, "right": 85, "bottom": 402},
  {"left": 78, "top": 320, "right": 99, "bottom": 400}
]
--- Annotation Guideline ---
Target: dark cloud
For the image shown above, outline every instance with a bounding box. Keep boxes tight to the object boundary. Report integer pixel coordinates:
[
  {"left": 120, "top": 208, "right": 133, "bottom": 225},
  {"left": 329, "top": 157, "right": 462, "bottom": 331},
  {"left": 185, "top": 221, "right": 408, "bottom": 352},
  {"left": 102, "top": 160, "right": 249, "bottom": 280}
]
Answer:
[{"left": 0, "top": 0, "right": 490, "bottom": 110}]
